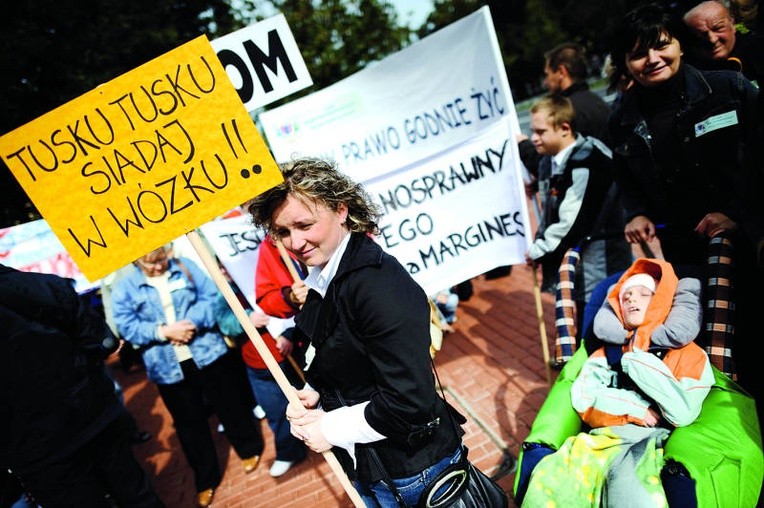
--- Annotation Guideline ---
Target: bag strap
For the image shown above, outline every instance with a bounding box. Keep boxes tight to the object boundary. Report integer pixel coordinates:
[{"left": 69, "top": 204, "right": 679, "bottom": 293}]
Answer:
[
  {"left": 337, "top": 357, "right": 464, "bottom": 508},
  {"left": 430, "top": 357, "right": 462, "bottom": 441}
]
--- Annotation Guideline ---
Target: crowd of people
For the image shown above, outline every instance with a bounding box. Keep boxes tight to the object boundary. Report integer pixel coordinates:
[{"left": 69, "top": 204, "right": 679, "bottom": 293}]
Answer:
[{"left": 2, "top": 1, "right": 763, "bottom": 507}]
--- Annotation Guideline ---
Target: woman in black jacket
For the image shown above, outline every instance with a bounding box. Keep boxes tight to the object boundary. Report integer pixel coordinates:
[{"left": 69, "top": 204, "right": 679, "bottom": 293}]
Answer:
[
  {"left": 247, "top": 158, "right": 464, "bottom": 507},
  {"left": 608, "top": 3, "right": 759, "bottom": 265},
  {"left": 607, "top": 2, "right": 761, "bottom": 436}
]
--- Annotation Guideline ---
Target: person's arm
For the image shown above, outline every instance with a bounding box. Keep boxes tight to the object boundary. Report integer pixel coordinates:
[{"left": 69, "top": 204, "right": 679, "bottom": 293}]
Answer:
[
  {"left": 527, "top": 167, "right": 590, "bottom": 261},
  {"left": 214, "top": 293, "right": 246, "bottom": 338},
  {"left": 610, "top": 116, "right": 653, "bottom": 225},
  {"left": 571, "top": 351, "right": 656, "bottom": 428},
  {"left": 112, "top": 273, "right": 166, "bottom": 347},
  {"left": 352, "top": 261, "right": 440, "bottom": 445},
  {"left": 255, "top": 239, "right": 300, "bottom": 318},
  {"left": 177, "top": 258, "right": 218, "bottom": 332},
  {"left": 715, "top": 74, "right": 760, "bottom": 228},
  {"left": 622, "top": 346, "right": 714, "bottom": 427},
  {"left": 650, "top": 278, "right": 702, "bottom": 348}
]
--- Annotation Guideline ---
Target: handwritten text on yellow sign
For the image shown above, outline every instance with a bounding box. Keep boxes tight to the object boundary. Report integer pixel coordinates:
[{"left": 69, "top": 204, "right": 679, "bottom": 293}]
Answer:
[{"left": 0, "top": 36, "right": 282, "bottom": 281}]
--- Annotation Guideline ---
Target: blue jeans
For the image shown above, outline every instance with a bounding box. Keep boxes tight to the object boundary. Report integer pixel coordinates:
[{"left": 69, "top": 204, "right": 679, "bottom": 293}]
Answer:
[
  {"left": 245, "top": 362, "right": 307, "bottom": 462},
  {"left": 356, "top": 446, "right": 462, "bottom": 507}
]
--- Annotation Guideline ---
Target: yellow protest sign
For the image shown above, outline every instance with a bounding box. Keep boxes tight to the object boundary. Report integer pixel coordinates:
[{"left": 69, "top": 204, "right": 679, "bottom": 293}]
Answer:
[{"left": 0, "top": 35, "right": 282, "bottom": 281}]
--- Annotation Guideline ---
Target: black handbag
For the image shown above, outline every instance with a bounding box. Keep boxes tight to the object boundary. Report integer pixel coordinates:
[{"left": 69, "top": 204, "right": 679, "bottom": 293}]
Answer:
[
  {"left": 364, "top": 359, "right": 509, "bottom": 508},
  {"left": 414, "top": 445, "right": 508, "bottom": 508}
]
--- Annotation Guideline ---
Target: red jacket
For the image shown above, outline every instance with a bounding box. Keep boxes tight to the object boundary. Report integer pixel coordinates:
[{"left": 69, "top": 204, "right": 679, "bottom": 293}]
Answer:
[{"left": 240, "top": 236, "right": 301, "bottom": 369}]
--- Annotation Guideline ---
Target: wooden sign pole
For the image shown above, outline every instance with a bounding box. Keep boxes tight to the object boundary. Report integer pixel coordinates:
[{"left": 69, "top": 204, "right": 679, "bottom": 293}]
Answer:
[
  {"left": 185, "top": 230, "right": 364, "bottom": 507},
  {"left": 531, "top": 265, "right": 553, "bottom": 387}
]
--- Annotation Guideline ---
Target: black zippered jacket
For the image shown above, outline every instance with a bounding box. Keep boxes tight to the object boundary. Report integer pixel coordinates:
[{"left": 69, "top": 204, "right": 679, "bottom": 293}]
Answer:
[{"left": 295, "top": 233, "right": 463, "bottom": 482}]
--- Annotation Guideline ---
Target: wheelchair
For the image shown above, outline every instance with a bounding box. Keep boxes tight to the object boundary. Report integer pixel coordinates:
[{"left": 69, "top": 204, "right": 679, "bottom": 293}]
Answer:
[{"left": 514, "top": 235, "right": 763, "bottom": 507}]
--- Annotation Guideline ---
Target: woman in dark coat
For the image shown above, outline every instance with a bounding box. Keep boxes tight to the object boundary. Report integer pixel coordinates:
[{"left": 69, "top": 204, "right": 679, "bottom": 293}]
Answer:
[
  {"left": 247, "top": 158, "right": 464, "bottom": 507},
  {"left": 607, "top": 2, "right": 761, "bottom": 436}
]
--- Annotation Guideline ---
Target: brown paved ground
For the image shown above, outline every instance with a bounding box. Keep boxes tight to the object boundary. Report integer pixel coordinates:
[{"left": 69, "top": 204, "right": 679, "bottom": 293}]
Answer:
[{"left": 111, "top": 264, "right": 560, "bottom": 508}]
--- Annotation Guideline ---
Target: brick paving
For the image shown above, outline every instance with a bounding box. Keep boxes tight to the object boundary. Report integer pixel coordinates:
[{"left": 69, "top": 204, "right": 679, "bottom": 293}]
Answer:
[{"left": 112, "top": 265, "right": 559, "bottom": 508}]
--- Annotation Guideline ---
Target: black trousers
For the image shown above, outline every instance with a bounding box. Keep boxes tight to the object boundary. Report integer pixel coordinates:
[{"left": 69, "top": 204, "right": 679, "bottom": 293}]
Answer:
[
  {"left": 16, "top": 417, "right": 163, "bottom": 508},
  {"left": 156, "top": 351, "right": 264, "bottom": 492}
]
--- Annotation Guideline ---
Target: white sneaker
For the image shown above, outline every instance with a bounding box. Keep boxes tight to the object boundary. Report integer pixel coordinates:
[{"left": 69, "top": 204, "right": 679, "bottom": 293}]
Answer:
[
  {"left": 253, "top": 405, "right": 266, "bottom": 419},
  {"left": 269, "top": 460, "right": 294, "bottom": 477}
]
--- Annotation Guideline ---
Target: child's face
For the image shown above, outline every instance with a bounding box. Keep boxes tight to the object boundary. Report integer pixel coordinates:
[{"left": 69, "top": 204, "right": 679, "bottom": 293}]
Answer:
[
  {"left": 621, "top": 285, "right": 654, "bottom": 329},
  {"left": 530, "top": 111, "right": 567, "bottom": 156}
]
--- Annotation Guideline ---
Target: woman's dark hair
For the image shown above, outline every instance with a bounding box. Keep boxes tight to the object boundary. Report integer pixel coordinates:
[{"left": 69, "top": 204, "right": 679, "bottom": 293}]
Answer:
[{"left": 608, "top": 3, "right": 690, "bottom": 90}]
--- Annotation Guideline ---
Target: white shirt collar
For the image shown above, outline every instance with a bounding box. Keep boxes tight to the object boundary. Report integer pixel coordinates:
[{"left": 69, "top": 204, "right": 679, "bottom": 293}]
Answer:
[
  {"left": 304, "top": 232, "right": 351, "bottom": 298},
  {"left": 552, "top": 138, "right": 577, "bottom": 172}
]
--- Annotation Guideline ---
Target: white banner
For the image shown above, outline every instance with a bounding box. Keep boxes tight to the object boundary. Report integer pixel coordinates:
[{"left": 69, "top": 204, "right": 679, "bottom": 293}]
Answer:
[
  {"left": 259, "top": 7, "right": 530, "bottom": 294},
  {"left": 199, "top": 215, "right": 293, "bottom": 337},
  {"left": 366, "top": 121, "right": 527, "bottom": 294},
  {"left": 198, "top": 213, "right": 265, "bottom": 307},
  {"left": 211, "top": 13, "right": 312, "bottom": 112}
]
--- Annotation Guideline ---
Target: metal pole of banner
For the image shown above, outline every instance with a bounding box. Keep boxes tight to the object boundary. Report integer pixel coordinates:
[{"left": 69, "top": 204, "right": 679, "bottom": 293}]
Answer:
[
  {"left": 185, "top": 230, "right": 364, "bottom": 508},
  {"left": 531, "top": 265, "right": 552, "bottom": 387}
]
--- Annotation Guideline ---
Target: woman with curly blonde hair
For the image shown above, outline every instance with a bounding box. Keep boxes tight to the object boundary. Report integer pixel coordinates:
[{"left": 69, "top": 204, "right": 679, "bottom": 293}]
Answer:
[{"left": 247, "top": 158, "right": 465, "bottom": 507}]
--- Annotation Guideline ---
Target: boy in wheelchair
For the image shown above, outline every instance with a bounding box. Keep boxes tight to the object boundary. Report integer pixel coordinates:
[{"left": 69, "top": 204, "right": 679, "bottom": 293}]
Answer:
[{"left": 521, "top": 258, "right": 716, "bottom": 506}]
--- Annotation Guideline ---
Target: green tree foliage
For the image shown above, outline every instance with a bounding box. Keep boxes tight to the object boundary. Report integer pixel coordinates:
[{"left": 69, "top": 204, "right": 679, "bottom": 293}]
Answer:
[
  {"left": 238, "top": 0, "right": 412, "bottom": 102},
  {"left": 421, "top": 0, "right": 639, "bottom": 100}
]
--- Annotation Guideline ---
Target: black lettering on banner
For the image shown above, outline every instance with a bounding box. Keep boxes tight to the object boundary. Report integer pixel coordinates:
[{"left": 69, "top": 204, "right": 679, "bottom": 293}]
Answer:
[
  {"left": 67, "top": 216, "right": 108, "bottom": 258},
  {"left": 404, "top": 97, "right": 472, "bottom": 145},
  {"left": 221, "top": 119, "right": 248, "bottom": 159},
  {"left": 217, "top": 49, "right": 254, "bottom": 105},
  {"left": 67, "top": 147, "right": 238, "bottom": 256},
  {"left": 155, "top": 175, "right": 194, "bottom": 215},
  {"left": 470, "top": 77, "right": 506, "bottom": 121},
  {"left": 379, "top": 213, "right": 434, "bottom": 249},
  {"left": 220, "top": 228, "right": 266, "bottom": 257},
  {"left": 245, "top": 29, "right": 297, "bottom": 94},
  {"left": 80, "top": 119, "right": 196, "bottom": 195},
  {"left": 375, "top": 139, "right": 509, "bottom": 215},
  {"left": 408, "top": 212, "right": 525, "bottom": 273},
  {"left": 109, "top": 56, "right": 216, "bottom": 131}
]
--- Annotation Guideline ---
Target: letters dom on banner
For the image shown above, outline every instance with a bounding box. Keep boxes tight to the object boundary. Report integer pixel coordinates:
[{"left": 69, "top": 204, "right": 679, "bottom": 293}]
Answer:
[
  {"left": 0, "top": 35, "right": 282, "bottom": 281},
  {"left": 210, "top": 13, "right": 312, "bottom": 112}
]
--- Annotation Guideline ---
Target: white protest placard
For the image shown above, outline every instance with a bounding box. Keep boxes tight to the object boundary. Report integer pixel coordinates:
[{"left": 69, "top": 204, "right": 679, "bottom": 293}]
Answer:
[
  {"left": 211, "top": 13, "right": 312, "bottom": 112},
  {"left": 199, "top": 213, "right": 265, "bottom": 307},
  {"left": 259, "top": 7, "right": 530, "bottom": 294},
  {"left": 365, "top": 120, "right": 527, "bottom": 294},
  {"left": 199, "top": 215, "right": 294, "bottom": 337},
  {"left": 259, "top": 7, "right": 522, "bottom": 183}
]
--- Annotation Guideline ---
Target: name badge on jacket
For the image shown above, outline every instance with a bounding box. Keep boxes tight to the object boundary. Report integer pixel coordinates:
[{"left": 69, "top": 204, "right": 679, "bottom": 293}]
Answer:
[{"left": 694, "top": 111, "right": 738, "bottom": 137}]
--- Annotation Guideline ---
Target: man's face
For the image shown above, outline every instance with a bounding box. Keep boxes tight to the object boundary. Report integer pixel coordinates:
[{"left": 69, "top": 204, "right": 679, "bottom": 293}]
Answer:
[
  {"left": 530, "top": 110, "right": 566, "bottom": 156},
  {"left": 543, "top": 63, "right": 564, "bottom": 93},
  {"left": 685, "top": 3, "right": 736, "bottom": 60}
]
